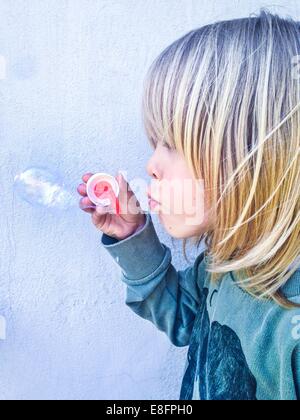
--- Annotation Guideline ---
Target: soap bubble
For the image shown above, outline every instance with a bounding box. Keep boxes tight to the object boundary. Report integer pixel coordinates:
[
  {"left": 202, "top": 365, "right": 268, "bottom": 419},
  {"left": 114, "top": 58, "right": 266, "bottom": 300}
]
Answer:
[{"left": 13, "top": 167, "right": 95, "bottom": 211}]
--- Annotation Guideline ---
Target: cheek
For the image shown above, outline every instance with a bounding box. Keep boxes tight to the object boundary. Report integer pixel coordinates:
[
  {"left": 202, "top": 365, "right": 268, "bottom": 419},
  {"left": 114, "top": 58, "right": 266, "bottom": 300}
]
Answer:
[
  {"left": 186, "top": 178, "right": 205, "bottom": 215},
  {"left": 159, "top": 177, "right": 205, "bottom": 218}
]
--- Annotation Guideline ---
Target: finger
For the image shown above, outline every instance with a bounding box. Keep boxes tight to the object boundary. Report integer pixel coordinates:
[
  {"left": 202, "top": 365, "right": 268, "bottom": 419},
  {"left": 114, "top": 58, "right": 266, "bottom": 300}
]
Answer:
[
  {"left": 79, "top": 196, "right": 96, "bottom": 213},
  {"left": 115, "top": 172, "right": 138, "bottom": 214},
  {"left": 115, "top": 172, "right": 130, "bottom": 202},
  {"left": 91, "top": 208, "right": 107, "bottom": 228},
  {"left": 95, "top": 203, "right": 111, "bottom": 216},
  {"left": 82, "top": 173, "right": 94, "bottom": 183},
  {"left": 91, "top": 205, "right": 111, "bottom": 226},
  {"left": 77, "top": 183, "right": 87, "bottom": 196}
]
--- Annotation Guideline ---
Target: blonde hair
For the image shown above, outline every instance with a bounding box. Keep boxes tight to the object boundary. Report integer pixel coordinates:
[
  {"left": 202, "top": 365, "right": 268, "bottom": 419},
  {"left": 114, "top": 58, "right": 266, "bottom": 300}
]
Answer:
[{"left": 142, "top": 9, "right": 300, "bottom": 308}]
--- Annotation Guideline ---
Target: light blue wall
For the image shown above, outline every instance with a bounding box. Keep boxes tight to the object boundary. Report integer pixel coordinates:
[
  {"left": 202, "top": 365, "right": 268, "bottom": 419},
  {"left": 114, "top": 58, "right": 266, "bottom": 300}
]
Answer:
[{"left": 0, "top": 0, "right": 299, "bottom": 400}]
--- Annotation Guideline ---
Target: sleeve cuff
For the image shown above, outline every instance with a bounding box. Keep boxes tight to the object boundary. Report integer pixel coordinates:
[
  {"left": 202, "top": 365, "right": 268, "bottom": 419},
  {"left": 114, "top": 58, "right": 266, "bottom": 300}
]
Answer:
[{"left": 100, "top": 211, "right": 166, "bottom": 280}]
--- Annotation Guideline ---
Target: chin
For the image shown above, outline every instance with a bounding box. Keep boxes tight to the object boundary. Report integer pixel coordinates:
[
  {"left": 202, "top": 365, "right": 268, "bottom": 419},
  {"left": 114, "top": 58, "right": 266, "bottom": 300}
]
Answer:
[
  {"left": 159, "top": 213, "right": 208, "bottom": 239},
  {"left": 159, "top": 217, "right": 189, "bottom": 239},
  {"left": 169, "top": 231, "right": 184, "bottom": 239}
]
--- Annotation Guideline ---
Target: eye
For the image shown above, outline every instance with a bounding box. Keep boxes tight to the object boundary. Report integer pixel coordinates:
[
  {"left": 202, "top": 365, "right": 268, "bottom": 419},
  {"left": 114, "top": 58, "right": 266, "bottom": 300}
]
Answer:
[
  {"left": 162, "top": 141, "right": 171, "bottom": 150},
  {"left": 149, "top": 138, "right": 156, "bottom": 150}
]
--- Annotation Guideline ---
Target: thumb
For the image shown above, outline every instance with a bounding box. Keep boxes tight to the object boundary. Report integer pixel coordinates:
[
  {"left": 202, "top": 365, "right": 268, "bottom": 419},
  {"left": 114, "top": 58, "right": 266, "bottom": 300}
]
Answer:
[
  {"left": 116, "top": 171, "right": 135, "bottom": 215},
  {"left": 116, "top": 172, "right": 142, "bottom": 216},
  {"left": 116, "top": 172, "right": 131, "bottom": 200}
]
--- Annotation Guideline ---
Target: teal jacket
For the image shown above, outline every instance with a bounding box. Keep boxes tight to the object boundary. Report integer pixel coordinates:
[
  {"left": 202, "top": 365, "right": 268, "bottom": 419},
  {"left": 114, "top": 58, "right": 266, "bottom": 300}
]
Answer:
[{"left": 101, "top": 211, "right": 300, "bottom": 400}]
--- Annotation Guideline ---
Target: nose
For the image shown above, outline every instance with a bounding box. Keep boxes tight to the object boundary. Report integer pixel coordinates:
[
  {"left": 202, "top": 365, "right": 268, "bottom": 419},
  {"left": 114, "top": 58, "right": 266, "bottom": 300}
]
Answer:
[{"left": 146, "top": 156, "right": 160, "bottom": 180}]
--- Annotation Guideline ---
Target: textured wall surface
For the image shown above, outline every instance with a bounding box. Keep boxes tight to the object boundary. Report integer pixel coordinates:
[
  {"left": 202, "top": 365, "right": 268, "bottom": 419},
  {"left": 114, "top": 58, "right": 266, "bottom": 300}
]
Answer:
[{"left": 0, "top": 0, "right": 299, "bottom": 400}]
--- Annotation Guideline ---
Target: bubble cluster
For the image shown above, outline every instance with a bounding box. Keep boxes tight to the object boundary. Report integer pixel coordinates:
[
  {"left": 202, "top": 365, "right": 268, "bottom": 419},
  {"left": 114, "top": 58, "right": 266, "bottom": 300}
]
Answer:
[{"left": 13, "top": 167, "right": 93, "bottom": 211}]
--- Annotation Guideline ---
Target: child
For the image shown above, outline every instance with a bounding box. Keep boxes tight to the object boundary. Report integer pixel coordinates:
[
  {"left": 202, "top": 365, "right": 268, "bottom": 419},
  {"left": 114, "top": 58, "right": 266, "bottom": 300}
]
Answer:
[{"left": 77, "top": 9, "right": 300, "bottom": 400}]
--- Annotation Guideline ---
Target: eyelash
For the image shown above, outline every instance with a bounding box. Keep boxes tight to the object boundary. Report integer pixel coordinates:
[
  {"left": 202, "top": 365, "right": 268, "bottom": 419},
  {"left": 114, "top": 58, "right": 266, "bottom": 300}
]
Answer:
[
  {"left": 151, "top": 138, "right": 172, "bottom": 150},
  {"left": 162, "top": 141, "right": 171, "bottom": 150}
]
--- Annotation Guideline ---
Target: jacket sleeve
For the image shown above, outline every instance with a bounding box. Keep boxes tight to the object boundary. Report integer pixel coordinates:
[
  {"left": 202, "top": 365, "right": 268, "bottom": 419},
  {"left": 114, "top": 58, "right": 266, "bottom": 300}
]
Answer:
[{"left": 100, "top": 211, "right": 207, "bottom": 347}]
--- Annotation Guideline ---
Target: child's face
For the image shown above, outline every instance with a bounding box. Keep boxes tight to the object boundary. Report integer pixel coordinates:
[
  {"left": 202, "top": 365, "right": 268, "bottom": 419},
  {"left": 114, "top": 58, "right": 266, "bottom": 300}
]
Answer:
[{"left": 146, "top": 141, "right": 213, "bottom": 239}]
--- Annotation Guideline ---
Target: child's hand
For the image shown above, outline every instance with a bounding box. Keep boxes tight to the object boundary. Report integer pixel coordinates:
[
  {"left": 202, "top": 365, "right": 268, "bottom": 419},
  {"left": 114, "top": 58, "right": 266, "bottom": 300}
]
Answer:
[{"left": 77, "top": 173, "right": 146, "bottom": 241}]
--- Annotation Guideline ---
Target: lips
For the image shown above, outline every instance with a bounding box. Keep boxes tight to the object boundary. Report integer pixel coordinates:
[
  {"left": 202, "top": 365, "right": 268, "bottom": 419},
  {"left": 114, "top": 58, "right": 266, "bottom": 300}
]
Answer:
[
  {"left": 147, "top": 189, "right": 160, "bottom": 204},
  {"left": 147, "top": 194, "right": 160, "bottom": 204},
  {"left": 148, "top": 199, "right": 159, "bottom": 212},
  {"left": 147, "top": 190, "right": 160, "bottom": 212}
]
